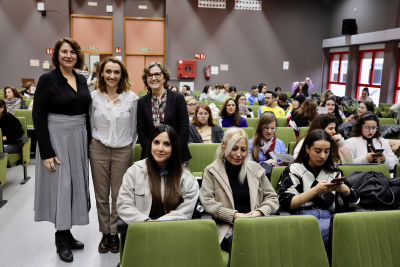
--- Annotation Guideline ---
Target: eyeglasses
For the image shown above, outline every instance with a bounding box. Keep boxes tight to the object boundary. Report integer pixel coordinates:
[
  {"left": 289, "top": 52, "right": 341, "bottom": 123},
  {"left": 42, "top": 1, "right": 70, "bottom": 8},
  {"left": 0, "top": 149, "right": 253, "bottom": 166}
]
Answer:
[
  {"left": 198, "top": 112, "right": 209, "bottom": 117},
  {"left": 187, "top": 103, "right": 197, "bottom": 107},
  {"left": 263, "top": 126, "right": 276, "bottom": 132},
  {"left": 363, "top": 126, "right": 379, "bottom": 132},
  {"left": 147, "top": 72, "right": 162, "bottom": 79}
]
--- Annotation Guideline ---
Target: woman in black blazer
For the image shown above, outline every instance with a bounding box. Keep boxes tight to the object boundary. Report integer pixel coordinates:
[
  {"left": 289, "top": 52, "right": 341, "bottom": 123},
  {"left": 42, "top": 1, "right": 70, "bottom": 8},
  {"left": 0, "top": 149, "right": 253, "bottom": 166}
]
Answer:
[{"left": 137, "top": 61, "right": 191, "bottom": 162}]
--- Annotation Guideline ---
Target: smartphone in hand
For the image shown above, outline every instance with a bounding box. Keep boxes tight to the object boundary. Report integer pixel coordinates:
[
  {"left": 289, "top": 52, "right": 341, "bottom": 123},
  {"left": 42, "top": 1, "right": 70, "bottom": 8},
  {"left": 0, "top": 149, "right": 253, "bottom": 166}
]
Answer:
[
  {"left": 330, "top": 177, "right": 346, "bottom": 184},
  {"left": 375, "top": 149, "right": 384, "bottom": 154}
]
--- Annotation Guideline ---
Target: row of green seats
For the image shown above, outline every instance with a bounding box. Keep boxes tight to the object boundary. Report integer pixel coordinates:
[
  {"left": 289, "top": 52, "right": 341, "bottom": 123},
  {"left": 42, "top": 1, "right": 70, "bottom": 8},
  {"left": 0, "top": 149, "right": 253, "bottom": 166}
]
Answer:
[{"left": 120, "top": 205, "right": 400, "bottom": 267}]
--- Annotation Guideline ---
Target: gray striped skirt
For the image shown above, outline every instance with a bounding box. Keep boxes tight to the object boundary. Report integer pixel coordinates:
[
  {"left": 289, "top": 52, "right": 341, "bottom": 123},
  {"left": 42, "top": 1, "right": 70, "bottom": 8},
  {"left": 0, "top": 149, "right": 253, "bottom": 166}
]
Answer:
[{"left": 34, "top": 113, "right": 90, "bottom": 230}]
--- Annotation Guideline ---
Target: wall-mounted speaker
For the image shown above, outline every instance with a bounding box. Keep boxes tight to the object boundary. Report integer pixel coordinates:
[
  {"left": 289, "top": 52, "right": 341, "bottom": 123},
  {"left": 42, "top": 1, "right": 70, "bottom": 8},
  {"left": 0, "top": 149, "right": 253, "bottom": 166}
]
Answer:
[{"left": 342, "top": 19, "right": 356, "bottom": 35}]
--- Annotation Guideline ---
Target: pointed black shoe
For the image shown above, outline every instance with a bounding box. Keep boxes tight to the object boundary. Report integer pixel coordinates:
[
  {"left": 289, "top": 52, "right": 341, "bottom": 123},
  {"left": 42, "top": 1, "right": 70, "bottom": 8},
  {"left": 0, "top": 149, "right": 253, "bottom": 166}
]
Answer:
[
  {"left": 66, "top": 230, "right": 84, "bottom": 249},
  {"left": 55, "top": 233, "right": 73, "bottom": 263}
]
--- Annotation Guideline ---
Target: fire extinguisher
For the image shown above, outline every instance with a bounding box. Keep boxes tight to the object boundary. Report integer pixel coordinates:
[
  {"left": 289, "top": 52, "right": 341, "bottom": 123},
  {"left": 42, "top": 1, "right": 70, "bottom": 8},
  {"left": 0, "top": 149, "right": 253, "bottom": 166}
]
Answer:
[{"left": 203, "top": 66, "right": 211, "bottom": 79}]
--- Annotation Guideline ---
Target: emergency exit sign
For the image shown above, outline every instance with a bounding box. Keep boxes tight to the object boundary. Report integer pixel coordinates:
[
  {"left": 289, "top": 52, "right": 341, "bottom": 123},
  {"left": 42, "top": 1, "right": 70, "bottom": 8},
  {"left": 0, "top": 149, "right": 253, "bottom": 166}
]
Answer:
[
  {"left": 88, "top": 46, "right": 99, "bottom": 50},
  {"left": 140, "top": 48, "right": 151, "bottom": 51}
]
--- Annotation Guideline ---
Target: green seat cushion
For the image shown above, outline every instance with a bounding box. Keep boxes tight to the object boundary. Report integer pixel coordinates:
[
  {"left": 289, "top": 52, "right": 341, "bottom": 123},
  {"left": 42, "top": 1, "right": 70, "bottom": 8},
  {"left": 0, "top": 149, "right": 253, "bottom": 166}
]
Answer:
[
  {"left": 332, "top": 210, "right": 400, "bottom": 267},
  {"left": 222, "top": 127, "right": 254, "bottom": 139},
  {"left": 379, "top": 118, "right": 396, "bottom": 125},
  {"left": 7, "top": 153, "right": 21, "bottom": 166},
  {"left": 277, "top": 117, "right": 289, "bottom": 127},
  {"left": 275, "top": 127, "right": 296, "bottom": 149},
  {"left": 338, "top": 164, "right": 390, "bottom": 177},
  {"left": 246, "top": 118, "right": 259, "bottom": 130},
  {"left": 221, "top": 250, "right": 229, "bottom": 267},
  {"left": 188, "top": 143, "right": 219, "bottom": 174},
  {"left": 132, "top": 144, "right": 142, "bottom": 164},
  {"left": 270, "top": 166, "right": 286, "bottom": 191},
  {"left": 121, "top": 220, "right": 224, "bottom": 267},
  {"left": 230, "top": 216, "right": 329, "bottom": 267}
]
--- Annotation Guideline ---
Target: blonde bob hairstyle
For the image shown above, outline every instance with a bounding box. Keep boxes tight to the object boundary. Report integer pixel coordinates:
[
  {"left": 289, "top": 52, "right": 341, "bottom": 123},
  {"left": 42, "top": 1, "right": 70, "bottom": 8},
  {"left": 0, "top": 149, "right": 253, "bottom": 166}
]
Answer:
[
  {"left": 184, "top": 96, "right": 197, "bottom": 104},
  {"left": 141, "top": 61, "right": 170, "bottom": 93},
  {"left": 216, "top": 127, "right": 250, "bottom": 184},
  {"left": 97, "top": 57, "right": 131, "bottom": 94}
]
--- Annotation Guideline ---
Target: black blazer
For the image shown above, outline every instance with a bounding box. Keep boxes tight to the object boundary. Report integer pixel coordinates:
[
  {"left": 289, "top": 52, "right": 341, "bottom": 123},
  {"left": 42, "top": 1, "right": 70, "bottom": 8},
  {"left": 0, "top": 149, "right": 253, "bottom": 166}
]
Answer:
[{"left": 137, "top": 89, "right": 191, "bottom": 162}]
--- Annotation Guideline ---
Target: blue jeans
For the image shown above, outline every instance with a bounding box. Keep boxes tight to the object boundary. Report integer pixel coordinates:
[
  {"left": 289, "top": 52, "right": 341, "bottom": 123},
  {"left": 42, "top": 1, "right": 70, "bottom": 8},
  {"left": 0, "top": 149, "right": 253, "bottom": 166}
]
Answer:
[{"left": 293, "top": 209, "right": 333, "bottom": 247}]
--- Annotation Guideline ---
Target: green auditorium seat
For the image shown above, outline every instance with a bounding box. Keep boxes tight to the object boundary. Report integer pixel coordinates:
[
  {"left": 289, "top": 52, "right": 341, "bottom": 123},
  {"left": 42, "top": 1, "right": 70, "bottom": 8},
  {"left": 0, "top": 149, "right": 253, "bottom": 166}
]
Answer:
[
  {"left": 379, "top": 103, "right": 393, "bottom": 109},
  {"left": 138, "top": 90, "right": 147, "bottom": 97},
  {"left": 132, "top": 144, "right": 142, "bottom": 165},
  {"left": 230, "top": 216, "right": 329, "bottom": 267},
  {"left": 192, "top": 91, "right": 201, "bottom": 97},
  {"left": 237, "top": 91, "right": 248, "bottom": 94},
  {"left": 379, "top": 118, "right": 396, "bottom": 125},
  {"left": 246, "top": 118, "right": 259, "bottom": 130},
  {"left": 25, "top": 99, "right": 33, "bottom": 109},
  {"left": 374, "top": 107, "right": 382, "bottom": 113},
  {"left": 277, "top": 117, "right": 289, "bottom": 127},
  {"left": 121, "top": 220, "right": 225, "bottom": 267},
  {"left": 338, "top": 164, "right": 390, "bottom": 178},
  {"left": 282, "top": 92, "right": 292, "bottom": 97},
  {"left": 7, "top": 117, "right": 31, "bottom": 184},
  {"left": 384, "top": 107, "right": 391, "bottom": 113},
  {"left": 222, "top": 127, "right": 254, "bottom": 139},
  {"left": 14, "top": 109, "right": 34, "bottom": 129},
  {"left": 275, "top": 127, "right": 296, "bottom": 153},
  {"left": 288, "top": 141, "right": 296, "bottom": 155},
  {"left": 270, "top": 166, "right": 286, "bottom": 191},
  {"left": 299, "top": 127, "right": 309, "bottom": 137},
  {"left": 0, "top": 129, "right": 8, "bottom": 208},
  {"left": 198, "top": 101, "right": 205, "bottom": 105},
  {"left": 379, "top": 111, "right": 388, "bottom": 118},
  {"left": 252, "top": 105, "right": 260, "bottom": 118},
  {"left": 332, "top": 210, "right": 400, "bottom": 267},
  {"left": 188, "top": 143, "right": 219, "bottom": 177}
]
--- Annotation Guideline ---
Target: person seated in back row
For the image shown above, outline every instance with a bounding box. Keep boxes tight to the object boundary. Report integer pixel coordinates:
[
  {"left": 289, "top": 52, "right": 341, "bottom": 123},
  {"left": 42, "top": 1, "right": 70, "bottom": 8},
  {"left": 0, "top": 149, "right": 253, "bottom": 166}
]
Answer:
[
  {"left": 219, "top": 98, "right": 248, "bottom": 127},
  {"left": 200, "top": 127, "right": 279, "bottom": 252},
  {"left": 188, "top": 104, "right": 224, "bottom": 144},
  {"left": 207, "top": 83, "right": 226, "bottom": 102},
  {"left": 247, "top": 85, "right": 264, "bottom": 106},
  {"left": 346, "top": 112, "right": 399, "bottom": 171},
  {"left": 277, "top": 93, "right": 292, "bottom": 111},
  {"left": 0, "top": 99, "right": 24, "bottom": 153},
  {"left": 258, "top": 91, "right": 285, "bottom": 118},
  {"left": 182, "top": 85, "right": 197, "bottom": 100},
  {"left": 223, "top": 86, "right": 237, "bottom": 102},
  {"left": 117, "top": 124, "right": 199, "bottom": 224}
]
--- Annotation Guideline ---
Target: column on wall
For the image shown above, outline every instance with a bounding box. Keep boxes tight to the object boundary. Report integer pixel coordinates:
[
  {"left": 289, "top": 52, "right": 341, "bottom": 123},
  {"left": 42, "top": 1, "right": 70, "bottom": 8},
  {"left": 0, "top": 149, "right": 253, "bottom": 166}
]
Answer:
[
  {"left": 321, "top": 48, "right": 330, "bottom": 92},
  {"left": 380, "top": 41, "right": 399, "bottom": 104},
  {"left": 113, "top": 0, "right": 124, "bottom": 58},
  {"left": 345, "top": 46, "right": 360, "bottom": 98}
]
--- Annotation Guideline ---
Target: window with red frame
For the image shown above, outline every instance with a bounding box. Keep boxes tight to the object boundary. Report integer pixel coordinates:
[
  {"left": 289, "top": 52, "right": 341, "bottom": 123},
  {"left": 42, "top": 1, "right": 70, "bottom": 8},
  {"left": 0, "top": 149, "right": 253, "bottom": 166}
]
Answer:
[
  {"left": 394, "top": 53, "right": 400, "bottom": 103},
  {"left": 328, "top": 52, "right": 348, "bottom": 96},
  {"left": 357, "top": 50, "right": 384, "bottom": 105}
]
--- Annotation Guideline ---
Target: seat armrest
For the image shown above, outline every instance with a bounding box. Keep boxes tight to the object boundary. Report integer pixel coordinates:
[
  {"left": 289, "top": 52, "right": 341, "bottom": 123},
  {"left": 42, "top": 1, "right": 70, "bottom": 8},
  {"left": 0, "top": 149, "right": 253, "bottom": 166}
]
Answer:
[
  {"left": 17, "top": 137, "right": 30, "bottom": 145},
  {"left": 118, "top": 218, "right": 129, "bottom": 234}
]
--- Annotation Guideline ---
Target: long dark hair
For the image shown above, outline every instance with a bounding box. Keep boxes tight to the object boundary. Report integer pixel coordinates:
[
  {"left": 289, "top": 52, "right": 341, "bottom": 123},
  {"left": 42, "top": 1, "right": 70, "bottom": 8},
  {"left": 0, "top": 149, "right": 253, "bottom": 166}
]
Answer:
[
  {"left": 294, "top": 129, "right": 339, "bottom": 173},
  {"left": 202, "top": 85, "right": 211, "bottom": 94},
  {"left": 219, "top": 98, "right": 241, "bottom": 126},
  {"left": 299, "top": 114, "right": 340, "bottom": 163},
  {"left": 349, "top": 111, "right": 382, "bottom": 140},
  {"left": 146, "top": 124, "right": 183, "bottom": 213}
]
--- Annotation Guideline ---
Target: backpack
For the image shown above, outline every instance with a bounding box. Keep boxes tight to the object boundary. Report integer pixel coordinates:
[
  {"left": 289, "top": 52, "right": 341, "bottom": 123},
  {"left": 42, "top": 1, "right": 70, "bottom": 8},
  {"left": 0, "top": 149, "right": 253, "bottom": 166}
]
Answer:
[{"left": 310, "top": 93, "right": 322, "bottom": 105}]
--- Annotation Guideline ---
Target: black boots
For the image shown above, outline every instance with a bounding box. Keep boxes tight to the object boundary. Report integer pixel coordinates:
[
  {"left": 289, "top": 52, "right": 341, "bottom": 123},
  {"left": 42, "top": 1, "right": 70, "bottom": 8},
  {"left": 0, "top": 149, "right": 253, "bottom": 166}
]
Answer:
[
  {"left": 66, "top": 230, "right": 84, "bottom": 249},
  {"left": 55, "top": 230, "right": 84, "bottom": 263},
  {"left": 55, "top": 231, "right": 73, "bottom": 263}
]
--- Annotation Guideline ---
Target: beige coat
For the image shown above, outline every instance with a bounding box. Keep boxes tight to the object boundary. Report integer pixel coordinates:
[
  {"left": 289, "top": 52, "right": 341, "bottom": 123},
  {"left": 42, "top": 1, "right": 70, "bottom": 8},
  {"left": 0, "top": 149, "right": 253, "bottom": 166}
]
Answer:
[
  {"left": 200, "top": 159, "right": 279, "bottom": 243},
  {"left": 117, "top": 159, "right": 199, "bottom": 224}
]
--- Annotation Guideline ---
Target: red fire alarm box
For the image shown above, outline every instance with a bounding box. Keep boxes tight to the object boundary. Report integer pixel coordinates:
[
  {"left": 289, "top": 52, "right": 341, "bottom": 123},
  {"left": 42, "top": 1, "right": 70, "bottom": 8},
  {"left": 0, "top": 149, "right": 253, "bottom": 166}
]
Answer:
[{"left": 177, "top": 60, "right": 196, "bottom": 78}]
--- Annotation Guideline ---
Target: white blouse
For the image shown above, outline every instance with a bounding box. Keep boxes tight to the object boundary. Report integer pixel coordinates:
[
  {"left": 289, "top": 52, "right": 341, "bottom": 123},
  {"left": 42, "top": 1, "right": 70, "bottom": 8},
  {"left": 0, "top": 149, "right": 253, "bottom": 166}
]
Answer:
[{"left": 90, "top": 90, "right": 138, "bottom": 148}]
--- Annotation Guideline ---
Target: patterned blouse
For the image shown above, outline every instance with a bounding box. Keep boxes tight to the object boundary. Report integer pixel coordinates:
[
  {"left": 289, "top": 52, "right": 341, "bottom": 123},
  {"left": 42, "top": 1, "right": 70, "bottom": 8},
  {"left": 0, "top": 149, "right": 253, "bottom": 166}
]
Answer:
[{"left": 151, "top": 89, "right": 168, "bottom": 127}]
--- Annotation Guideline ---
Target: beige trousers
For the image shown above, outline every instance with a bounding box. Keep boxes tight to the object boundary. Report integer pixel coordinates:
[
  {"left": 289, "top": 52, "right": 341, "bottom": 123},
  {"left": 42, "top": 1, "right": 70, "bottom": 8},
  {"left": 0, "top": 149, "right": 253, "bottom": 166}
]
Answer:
[{"left": 89, "top": 138, "right": 133, "bottom": 235}]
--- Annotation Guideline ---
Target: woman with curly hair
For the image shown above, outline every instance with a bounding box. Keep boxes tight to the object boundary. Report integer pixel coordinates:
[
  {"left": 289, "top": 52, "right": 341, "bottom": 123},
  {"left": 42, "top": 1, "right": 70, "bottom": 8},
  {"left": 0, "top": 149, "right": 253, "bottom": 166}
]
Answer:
[{"left": 3, "top": 86, "right": 26, "bottom": 114}]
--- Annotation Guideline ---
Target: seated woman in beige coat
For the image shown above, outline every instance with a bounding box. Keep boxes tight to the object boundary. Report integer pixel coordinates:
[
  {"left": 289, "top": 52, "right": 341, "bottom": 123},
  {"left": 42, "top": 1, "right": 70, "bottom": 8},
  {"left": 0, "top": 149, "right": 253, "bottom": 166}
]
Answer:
[
  {"left": 117, "top": 124, "right": 199, "bottom": 224},
  {"left": 199, "top": 127, "right": 279, "bottom": 252}
]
